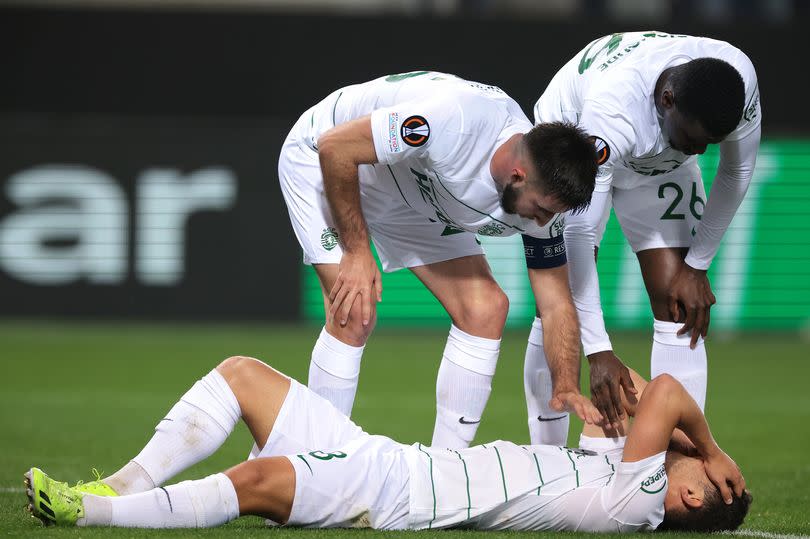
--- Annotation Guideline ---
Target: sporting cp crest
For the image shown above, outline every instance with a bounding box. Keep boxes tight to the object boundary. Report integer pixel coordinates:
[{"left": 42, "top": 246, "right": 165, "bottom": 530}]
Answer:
[{"left": 320, "top": 227, "right": 339, "bottom": 251}]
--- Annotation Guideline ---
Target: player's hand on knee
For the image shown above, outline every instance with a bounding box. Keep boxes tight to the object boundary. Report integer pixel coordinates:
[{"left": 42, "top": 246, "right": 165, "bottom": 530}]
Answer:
[
  {"left": 329, "top": 250, "right": 382, "bottom": 327},
  {"left": 587, "top": 351, "right": 636, "bottom": 430},
  {"left": 668, "top": 264, "right": 716, "bottom": 349}
]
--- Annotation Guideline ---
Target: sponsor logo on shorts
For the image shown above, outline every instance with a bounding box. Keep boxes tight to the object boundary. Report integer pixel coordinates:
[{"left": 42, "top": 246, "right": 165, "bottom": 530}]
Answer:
[
  {"left": 320, "top": 227, "right": 339, "bottom": 251},
  {"left": 641, "top": 464, "right": 667, "bottom": 494},
  {"left": 387, "top": 112, "right": 402, "bottom": 153},
  {"left": 477, "top": 222, "right": 506, "bottom": 236},
  {"left": 401, "top": 115, "right": 430, "bottom": 147},
  {"left": 590, "top": 136, "right": 611, "bottom": 166}
]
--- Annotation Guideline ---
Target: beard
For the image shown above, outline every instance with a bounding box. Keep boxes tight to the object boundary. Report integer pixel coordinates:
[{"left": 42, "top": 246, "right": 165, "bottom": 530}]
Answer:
[{"left": 500, "top": 183, "right": 519, "bottom": 214}]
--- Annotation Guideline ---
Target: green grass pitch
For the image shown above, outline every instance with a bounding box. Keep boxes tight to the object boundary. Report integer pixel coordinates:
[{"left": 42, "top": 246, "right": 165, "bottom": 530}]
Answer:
[{"left": 1, "top": 322, "right": 808, "bottom": 538}]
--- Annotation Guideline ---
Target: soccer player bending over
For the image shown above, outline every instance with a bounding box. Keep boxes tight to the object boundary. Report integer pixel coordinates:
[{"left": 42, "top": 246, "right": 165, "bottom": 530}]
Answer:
[{"left": 25, "top": 356, "right": 749, "bottom": 532}]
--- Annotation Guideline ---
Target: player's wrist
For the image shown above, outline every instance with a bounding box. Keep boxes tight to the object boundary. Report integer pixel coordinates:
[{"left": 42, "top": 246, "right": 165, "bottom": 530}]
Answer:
[
  {"left": 684, "top": 263, "right": 707, "bottom": 275},
  {"left": 586, "top": 349, "right": 615, "bottom": 363},
  {"left": 683, "top": 254, "right": 710, "bottom": 273}
]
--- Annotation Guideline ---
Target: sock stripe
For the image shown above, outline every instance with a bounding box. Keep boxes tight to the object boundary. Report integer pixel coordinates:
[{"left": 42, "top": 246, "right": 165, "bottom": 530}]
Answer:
[{"left": 158, "top": 487, "right": 173, "bottom": 513}]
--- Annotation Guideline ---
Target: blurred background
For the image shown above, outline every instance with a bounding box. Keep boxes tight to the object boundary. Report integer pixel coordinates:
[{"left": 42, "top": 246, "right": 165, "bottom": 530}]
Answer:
[
  {"left": 1, "top": 0, "right": 808, "bottom": 332},
  {"left": 2, "top": 3, "right": 809, "bottom": 534}
]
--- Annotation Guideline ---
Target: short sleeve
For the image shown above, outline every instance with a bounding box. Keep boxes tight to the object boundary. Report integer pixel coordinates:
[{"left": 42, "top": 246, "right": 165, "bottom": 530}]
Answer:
[
  {"left": 579, "top": 98, "right": 638, "bottom": 192},
  {"left": 370, "top": 97, "right": 461, "bottom": 166},
  {"left": 600, "top": 452, "right": 667, "bottom": 529}
]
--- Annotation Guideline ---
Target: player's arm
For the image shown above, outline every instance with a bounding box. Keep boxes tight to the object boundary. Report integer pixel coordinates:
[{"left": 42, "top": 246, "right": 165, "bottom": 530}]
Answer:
[
  {"left": 564, "top": 100, "right": 639, "bottom": 425},
  {"left": 582, "top": 367, "right": 696, "bottom": 455},
  {"left": 565, "top": 190, "right": 637, "bottom": 429},
  {"left": 674, "top": 125, "right": 761, "bottom": 346},
  {"left": 317, "top": 115, "right": 382, "bottom": 327},
  {"left": 623, "top": 374, "right": 745, "bottom": 503},
  {"left": 527, "top": 261, "right": 602, "bottom": 425}
]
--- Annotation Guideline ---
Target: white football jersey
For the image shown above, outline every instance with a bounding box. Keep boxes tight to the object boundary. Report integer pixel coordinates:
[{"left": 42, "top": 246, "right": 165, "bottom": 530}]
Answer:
[
  {"left": 534, "top": 31, "right": 761, "bottom": 192},
  {"left": 405, "top": 439, "right": 666, "bottom": 532},
  {"left": 300, "top": 71, "right": 564, "bottom": 240}
]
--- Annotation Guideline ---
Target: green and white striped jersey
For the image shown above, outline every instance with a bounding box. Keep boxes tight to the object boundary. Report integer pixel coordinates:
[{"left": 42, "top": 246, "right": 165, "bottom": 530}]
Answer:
[{"left": 404, "top": 437, "right": 666, "bottom": 532}]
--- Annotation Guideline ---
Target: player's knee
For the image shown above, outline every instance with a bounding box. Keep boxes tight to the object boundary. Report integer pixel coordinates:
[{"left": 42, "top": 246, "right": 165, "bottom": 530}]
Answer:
[
  {"left": 217, "top": 355, "right": 264, "bottom": 387},
  {"left": 227, "top": 459, "right": 270, "bottom": 497},
  {"left": 647, "top": 373, "right": 682, "bottom": 395},
  {"left": 456, "top": 286, "right": 509, "bottom": 334},
  {"left": 647, "top": 285, "right": 674, "bottom": 318},
  {"left": 327, "top": 305, "right": 376, "bottom": 346}
]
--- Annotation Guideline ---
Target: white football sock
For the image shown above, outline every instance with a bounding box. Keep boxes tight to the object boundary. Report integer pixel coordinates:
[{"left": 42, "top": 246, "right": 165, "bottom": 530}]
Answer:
[
  {"left": 524, "top": 317, "right": 570, "bottom": 446},
  {"left": 432, "top": 324, "right": 500, "bottom": 449},
  {"left": 651, "top": 319, "right": 707, "bottom": 410},
  {"left": 79, "top": 473, "right": 239, "bottom": 528},
  {"left": 105, "top": 370, "right": 241, "bottom": 494},
  {"left": 104, "top": 461, "right": 154, "bottom": 496},
  {"left": 308, "top": 327, "right": 364, "bottom": 417}
]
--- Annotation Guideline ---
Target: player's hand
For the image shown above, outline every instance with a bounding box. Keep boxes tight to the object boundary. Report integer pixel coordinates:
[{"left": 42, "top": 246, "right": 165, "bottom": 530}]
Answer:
[
  {"left": 328, "top": 249, "right": 382, "bottom": 327},
  {"left": 587, "top": 351, "right": 637, "bottom": 430},
  {"left": 702, "top": 449, "right": 746, "bottom": 504},
  {"left": 668, "top": 264, "right": 716, "bottom": 349},
  {"left": 550, "top": 390, "right": 603, "bottom": 425}
]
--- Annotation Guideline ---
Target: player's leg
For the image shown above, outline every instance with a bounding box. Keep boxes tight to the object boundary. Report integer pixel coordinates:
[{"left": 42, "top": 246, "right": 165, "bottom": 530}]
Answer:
[
  {"left": 27, "top": 457, "right": 293, "bottom": 528},
  {"left": 636, "top": 248, "right": 707, "bottom": 409},
  {"left": 410, "top": 255, "right": 508, "bottom": 448},
  {"left": 278, "top": 131, "right": 370, "bottom": 418},
  {"left": 524, "top": 190, "right": 613, "bottom": 445},
  {"left": 308, "top": 263, "right": 375, "bottom": 417},
  {"left": 613, "top": 163, "right": 708, "bottom": 409},
  {"left": 32, "top": 432, "right": 410, "bottom": 530},
  {"left": 92, "top": 356, "right": 290, "bottom": 495}
]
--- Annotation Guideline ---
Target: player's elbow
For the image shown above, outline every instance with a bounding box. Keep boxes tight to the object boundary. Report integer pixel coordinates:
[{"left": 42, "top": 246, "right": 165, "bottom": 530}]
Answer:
[{"left": 316, "top": 130, "right": 340, "bottom": 159}]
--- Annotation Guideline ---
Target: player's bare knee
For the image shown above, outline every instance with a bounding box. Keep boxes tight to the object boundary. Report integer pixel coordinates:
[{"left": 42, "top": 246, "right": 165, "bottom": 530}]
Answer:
[
  {"left": 327, "top": 306, "right": 376, "bottom": 345},
  {"left": 647, "top": 287, "right": 675, "bottom": 319},
  {"left": 216, "top": 355, "right": 269, "bottom": 390},
  {"left": 226, "top": 459, "right": 269, "bottom": 499},
  {"left": 456, "top": 287, "right": 509, "bottom": 335},
  {"left": 647, "top": 373, "right": 681, "bottom": 395}
]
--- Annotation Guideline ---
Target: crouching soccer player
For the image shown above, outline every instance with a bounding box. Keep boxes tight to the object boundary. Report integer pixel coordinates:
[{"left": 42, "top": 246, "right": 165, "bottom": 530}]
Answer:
[{"left": 25, "top": 356, "right": 749, "bottom": 532}]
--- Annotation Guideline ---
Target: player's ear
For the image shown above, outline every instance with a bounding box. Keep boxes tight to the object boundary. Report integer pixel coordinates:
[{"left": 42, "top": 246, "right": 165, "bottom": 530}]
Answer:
[
  {"left": 661, "top": 88, "right": 676, "bottom": 110},
  {"left": 510, "top": 167, "right": 529, "bottom": 187},
  {"left": 680, "top": 485, "right": 704, "bottom": 509}
]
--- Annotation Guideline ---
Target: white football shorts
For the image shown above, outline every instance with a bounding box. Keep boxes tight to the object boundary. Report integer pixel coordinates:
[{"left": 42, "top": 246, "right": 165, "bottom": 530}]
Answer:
[
  {"left": 277, "top": 110, "right": 484, "bottom": 272},
  {"left": 611, "top": 159, "right": 707, "bottom": 252},
  {"left": 254, "top": 378, "right": 411, "bottom": 529}
]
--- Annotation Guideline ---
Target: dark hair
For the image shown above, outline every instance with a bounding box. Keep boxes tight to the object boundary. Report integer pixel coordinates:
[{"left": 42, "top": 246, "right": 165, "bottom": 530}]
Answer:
[
  {"left": 523, "top": 121, "right": 597, "bottom": 215},
  {"left": 670, "top": 58, "right": 745, "bottom": 138},
  {"left": 658, "top": 486, "right": 752, "bottom": 532}
]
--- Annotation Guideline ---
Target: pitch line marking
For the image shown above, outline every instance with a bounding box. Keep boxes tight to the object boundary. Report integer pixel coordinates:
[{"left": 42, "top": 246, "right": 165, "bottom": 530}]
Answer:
[
  {"left": 0, "top": 487, "right": 25, "bottom": 493},
  {"left": 725, "top": 530, "right": 810, "bottom": 539}
]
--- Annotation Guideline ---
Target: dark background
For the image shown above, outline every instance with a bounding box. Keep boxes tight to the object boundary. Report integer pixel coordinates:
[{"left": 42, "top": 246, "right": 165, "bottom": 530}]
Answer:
[{"left": 1, "top": 6, "right": 807, "bottom": 319}]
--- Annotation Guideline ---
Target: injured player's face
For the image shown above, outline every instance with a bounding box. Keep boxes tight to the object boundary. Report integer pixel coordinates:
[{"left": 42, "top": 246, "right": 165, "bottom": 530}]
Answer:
[{"left": 659, "top": 450, "right": 752, "bottom": 532}]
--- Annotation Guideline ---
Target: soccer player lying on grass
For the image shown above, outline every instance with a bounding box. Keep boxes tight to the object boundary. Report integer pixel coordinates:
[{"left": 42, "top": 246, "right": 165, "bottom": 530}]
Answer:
[{"left": 25, "top": 355, "right": 749, "bottom": 532}]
